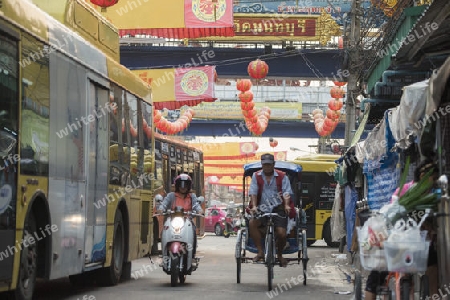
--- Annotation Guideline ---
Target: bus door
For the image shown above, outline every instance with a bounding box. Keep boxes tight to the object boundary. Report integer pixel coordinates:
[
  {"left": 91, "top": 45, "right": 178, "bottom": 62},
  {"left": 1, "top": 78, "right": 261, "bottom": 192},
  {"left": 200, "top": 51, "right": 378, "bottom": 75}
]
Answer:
[
  {"left": 48, "top": 54, "right": 89, "bottom": 277},
  {"left": 299, "top": 174, "right": 316, "bottom": 241},
  {"left": 84, "top": 81, "right": 109, "bottom": 265}
]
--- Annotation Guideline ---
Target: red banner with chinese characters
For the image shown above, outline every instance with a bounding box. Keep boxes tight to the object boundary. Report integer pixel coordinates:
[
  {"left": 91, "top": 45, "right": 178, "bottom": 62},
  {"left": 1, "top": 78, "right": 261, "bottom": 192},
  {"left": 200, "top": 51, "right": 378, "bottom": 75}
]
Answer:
[
  {"left": 132, "top": 66, "right": 216, "bottom": 110},
  {"left": 185, "top": 0, "right": 234, "bottom": 28},
  {"left": 175, "top": 66, "right": 216, "bottom": 102},
  {"left": 95, "top": 0, "right": 234, "bottom": 38}
]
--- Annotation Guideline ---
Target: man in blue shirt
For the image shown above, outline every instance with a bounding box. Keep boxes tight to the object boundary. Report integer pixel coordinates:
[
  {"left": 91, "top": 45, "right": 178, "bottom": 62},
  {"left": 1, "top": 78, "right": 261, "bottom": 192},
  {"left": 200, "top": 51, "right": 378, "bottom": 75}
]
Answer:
[{"left": 248, "top": 153, "right": 293, "bottom": 267}]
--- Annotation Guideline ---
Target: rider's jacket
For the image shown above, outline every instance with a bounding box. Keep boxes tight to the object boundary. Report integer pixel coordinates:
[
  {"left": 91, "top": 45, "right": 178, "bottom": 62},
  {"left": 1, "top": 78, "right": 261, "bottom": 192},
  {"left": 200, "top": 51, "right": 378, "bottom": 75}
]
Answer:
[{"left": 158, "top": 192, "right": 202, "bottom": 214}]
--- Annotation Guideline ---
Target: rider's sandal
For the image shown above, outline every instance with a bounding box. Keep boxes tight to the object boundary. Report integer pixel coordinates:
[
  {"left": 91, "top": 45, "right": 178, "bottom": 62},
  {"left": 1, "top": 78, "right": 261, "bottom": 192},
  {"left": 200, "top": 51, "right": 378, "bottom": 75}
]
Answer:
[{"left": 252, "top": 255, "right": 265, "bottom": 263}]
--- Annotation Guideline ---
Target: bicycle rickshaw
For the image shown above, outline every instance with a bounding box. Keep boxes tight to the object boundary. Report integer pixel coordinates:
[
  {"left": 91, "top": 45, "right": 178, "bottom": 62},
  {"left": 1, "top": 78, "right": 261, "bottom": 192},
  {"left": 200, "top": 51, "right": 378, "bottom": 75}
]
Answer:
[{"left": 235, "top": 161, "right": 308, "bottom": 291}]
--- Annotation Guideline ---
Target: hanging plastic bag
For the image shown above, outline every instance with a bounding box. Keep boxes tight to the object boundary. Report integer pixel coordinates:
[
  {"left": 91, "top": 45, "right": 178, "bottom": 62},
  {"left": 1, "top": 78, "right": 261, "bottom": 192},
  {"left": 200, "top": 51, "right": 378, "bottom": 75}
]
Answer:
[
  {"left": 331, "top": 183, "right": 346, "bottom": 242},
  {"left": 366, "top": 215, "right": 389, "bottom": 248}
]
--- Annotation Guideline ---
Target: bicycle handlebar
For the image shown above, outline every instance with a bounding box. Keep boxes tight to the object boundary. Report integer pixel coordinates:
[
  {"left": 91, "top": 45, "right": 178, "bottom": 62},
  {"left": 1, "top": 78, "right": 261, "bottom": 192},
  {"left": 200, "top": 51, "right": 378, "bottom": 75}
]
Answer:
[
  {"left": 254, "top": 212, "right": 286, "bottom": 219},
  {"left": 152, "top": 211, "right": 204, "bottom": 218}
]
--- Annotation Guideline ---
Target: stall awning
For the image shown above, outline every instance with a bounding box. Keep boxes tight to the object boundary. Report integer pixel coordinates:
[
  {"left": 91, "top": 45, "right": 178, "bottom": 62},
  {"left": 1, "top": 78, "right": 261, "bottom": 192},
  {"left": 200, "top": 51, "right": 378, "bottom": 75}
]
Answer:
[
  {"left": 95, "top": 0, "right": 235, "bottom": 38},
  {"left": 131, "top": 66, "right": 216, "bottom": 110}
]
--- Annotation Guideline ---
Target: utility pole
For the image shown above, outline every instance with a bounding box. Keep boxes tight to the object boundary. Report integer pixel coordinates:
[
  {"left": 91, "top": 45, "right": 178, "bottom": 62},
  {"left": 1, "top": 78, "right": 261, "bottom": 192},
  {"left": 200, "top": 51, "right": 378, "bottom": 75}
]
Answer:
[{"left": 344, "top": 0, "right": 361, "bottom": 147}]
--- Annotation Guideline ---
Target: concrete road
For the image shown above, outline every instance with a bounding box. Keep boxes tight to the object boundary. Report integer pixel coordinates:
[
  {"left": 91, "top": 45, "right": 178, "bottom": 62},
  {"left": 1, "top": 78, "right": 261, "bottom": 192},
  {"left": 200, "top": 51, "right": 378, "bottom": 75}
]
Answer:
[{"left": 33, "top": 234, "right": 357, "bottom": 300}]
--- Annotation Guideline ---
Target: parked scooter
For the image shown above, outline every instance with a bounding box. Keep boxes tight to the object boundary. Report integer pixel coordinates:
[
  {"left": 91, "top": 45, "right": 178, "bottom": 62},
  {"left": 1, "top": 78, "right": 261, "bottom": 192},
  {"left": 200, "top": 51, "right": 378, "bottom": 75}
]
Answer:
[
  {"left": 222, "top": 214, "right": 242, "bottom": 238},
  {"left": 155, "top": 197, "right": 204, "bottom": 287}
]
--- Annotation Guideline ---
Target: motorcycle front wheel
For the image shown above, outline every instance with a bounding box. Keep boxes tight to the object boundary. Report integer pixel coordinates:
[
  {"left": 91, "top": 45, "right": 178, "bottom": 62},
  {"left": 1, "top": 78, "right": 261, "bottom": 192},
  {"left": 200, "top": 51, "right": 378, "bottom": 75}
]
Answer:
[
  {"left": 179, "top": 255, "right": 187, "bottom": 284},
  {"left": 170, "top": 256, "right": 180, "bottom": 287}
]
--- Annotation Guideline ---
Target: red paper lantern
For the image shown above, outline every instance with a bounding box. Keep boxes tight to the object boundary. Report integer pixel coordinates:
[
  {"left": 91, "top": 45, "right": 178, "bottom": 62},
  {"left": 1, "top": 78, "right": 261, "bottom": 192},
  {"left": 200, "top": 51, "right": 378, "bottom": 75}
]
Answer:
[
  {"left": 248, "top": 59, "right": 269, "bottom": 79},
  {"left": 330, "top": 86, "right": 345, "bottom": 99},
  {"left": 326, "top": 109, "right": 341, "bottom": 120},
  {"left": 269, "top": 140, "right": 278, "bottom": 147},
  {"left": 154, "top": 110, "right": 162, "bottom": 123},
  {"left": 241, "top": 101, "right": 255, "bottom": 111},
  {"left": 90, "top": 0, "right": 118, "bottom": 11},
  {"left": 324, "top": 117, "right": 336, "bottom": 128},
  {"left": 328, "top": 99, "right": 343, "bottom": 111},
  {"left": 333, "top": 81, "right": 347, "bottom": 87},
  {"left": 236, "top": 79, "right": 252, "bottom": 92},
  {"left": 245, "top": 120, "right": 254, "bottom": 131},
  {"left": 338, "top": 36, "right": 344, "bottom": 49},
  {"left": 238, "top": 91, "right": 254, "bottom": 103}
]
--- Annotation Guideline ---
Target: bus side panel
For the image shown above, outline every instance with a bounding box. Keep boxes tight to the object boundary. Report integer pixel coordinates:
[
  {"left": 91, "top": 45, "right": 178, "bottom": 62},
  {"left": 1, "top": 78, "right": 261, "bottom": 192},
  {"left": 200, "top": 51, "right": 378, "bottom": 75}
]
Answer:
[{"left": 48, "top": 53, "right": 87, "bottom": 279}]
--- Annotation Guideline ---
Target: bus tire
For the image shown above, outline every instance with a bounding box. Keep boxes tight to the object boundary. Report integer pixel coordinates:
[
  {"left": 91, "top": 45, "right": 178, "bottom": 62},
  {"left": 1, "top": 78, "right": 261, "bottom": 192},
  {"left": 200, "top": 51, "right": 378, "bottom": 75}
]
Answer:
[
  {"left": 96, "top": 209, "right": 125, "bottom": 286},
  {"left": 322, "top": 219, "right": 339, "bottom": 248},
  {"left": 13, "top": 212, "right": 38, "bottom": 300},
  {"left": 69, "top": 271, "right": 95, "bottom": 287},
  {"left": 307, "top": 240, "right": 316, "bottom": 247}
]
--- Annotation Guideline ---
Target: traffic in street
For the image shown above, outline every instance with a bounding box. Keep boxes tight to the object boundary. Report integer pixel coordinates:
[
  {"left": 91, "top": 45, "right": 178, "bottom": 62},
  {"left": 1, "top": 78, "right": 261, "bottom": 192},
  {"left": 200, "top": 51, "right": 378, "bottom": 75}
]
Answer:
[{"left": 34, "top": 235, "right": 354, "bottom": 300}]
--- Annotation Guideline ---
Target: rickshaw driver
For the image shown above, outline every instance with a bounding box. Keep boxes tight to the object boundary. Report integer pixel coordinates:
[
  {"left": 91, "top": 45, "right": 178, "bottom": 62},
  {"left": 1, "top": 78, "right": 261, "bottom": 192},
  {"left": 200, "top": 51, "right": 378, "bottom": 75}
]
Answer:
[{"left": 247, "top": 153, "right": 295, "bottom": 268}]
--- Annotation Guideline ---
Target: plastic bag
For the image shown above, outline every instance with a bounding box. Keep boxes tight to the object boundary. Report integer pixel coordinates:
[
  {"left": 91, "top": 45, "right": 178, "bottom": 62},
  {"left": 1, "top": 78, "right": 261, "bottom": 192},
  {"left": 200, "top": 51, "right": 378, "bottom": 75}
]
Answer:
[
  {"left": 366, "top": 215, "right": 389, "bottom": 248},
  {"left": 331, "top": 183, "right": 346, "bottom": 242},
  {"left": 386, "top": 218, "right": 425, "bottom": 243},
  {"left": 379, "top": 200, "right": 407, "bottom": 225}
]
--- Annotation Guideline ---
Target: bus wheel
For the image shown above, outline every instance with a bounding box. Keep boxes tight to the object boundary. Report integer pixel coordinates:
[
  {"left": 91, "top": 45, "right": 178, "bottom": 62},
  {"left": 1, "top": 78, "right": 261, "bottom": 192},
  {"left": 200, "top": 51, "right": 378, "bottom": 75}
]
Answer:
[
  {"left": 14, "top": 212, "right": 38, "bottom": 300},
  {"left": 97, "top": 210, "right": 125, "bottom": 286},
  {"left": 322, "top": 219, "right": 339, "bottom": 248},
  {"left": 307, "top": 240, "right": 316, "bottom": 247}
]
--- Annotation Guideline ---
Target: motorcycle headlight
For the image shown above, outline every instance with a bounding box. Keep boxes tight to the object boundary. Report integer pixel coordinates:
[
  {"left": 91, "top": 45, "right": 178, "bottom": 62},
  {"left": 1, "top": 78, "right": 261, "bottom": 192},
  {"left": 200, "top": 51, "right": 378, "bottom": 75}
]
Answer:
[{"left": 171, "top": 217, "right": 184, "bottom": 234}]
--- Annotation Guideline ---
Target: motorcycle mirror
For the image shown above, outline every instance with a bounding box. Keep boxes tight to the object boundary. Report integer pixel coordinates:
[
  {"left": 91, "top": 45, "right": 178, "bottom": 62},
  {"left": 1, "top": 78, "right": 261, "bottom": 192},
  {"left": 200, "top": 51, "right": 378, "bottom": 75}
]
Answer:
[{"left": 197, "top": 196, "right": 205, "bottom": 204}]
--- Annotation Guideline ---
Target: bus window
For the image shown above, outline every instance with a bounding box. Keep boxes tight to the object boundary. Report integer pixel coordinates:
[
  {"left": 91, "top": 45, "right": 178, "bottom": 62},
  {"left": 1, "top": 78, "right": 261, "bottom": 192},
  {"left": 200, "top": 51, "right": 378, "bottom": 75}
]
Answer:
[
  {"left": 20, "top": 35, "right": 49, "bottom": 176},
  {"left": 141, "top": 102, "right": 152, "bottom": 190},
  {"left": 0, "top": 33, "right": 19, "bottom": 232},
  {"left": 109, "top": 85, "right": 124, "bottom": 185}
]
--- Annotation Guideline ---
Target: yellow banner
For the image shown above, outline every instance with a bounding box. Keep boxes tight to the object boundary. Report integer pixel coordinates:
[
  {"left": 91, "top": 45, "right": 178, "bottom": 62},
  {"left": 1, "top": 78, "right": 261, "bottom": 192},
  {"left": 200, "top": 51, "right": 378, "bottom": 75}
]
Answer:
[
  {"left": 92, "top": 0, "right": 185, "bottom": 29},
  {"left": 131, "top": 69, "right": 176, "bottom": 102},
  {"left": 190, "top": 142, "right": 258, "bottom": 158},
  {"left": 203, "top": 151, "right": 287, "bottom": 166},
  {"left": 192, "top": 102, "right": 302, "bottom": 120}
]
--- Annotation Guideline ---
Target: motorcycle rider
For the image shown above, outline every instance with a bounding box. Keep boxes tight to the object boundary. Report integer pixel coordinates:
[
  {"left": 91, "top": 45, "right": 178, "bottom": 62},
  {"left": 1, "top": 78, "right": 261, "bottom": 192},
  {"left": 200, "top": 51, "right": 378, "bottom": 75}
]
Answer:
[{"left": 157, "top": 174, "right": 203, "bottom": 257}]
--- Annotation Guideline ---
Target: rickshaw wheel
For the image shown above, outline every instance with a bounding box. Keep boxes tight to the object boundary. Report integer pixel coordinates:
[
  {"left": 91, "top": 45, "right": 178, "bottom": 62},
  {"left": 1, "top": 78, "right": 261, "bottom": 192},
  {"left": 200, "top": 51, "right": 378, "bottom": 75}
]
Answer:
[
  {"left": 420, "top": 275, "right": 429, "bottom": 299},
  {"left": 354, "top": 272, "right": 362, "bottom": 300}
]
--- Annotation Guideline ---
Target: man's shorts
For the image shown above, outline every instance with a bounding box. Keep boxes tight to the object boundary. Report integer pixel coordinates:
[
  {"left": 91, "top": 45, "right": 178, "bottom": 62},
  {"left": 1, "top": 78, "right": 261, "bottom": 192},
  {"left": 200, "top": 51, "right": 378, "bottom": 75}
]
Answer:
[
  {"left": 365, "top": 271, "right": 389, "bottom": 294},
  {"left": 257, "top": 206, "right": 288, "bottom": 229}
]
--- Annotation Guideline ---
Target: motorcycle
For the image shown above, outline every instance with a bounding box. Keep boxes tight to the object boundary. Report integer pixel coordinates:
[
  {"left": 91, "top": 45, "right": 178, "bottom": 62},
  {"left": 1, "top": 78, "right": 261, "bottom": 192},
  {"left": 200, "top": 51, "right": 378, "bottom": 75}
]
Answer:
[
  {"left": 222, "top": 213, "right": 244, "bottom": 238},
  {"left": 156, "top": 197, "right": 204, "bottom": 287}
]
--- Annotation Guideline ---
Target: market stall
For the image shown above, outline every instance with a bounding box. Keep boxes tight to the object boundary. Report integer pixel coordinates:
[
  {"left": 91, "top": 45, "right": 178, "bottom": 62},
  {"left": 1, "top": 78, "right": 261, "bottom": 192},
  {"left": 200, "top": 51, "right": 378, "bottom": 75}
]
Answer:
[{"left": 332, "top": 56, "right": 450, "bottom": 298}]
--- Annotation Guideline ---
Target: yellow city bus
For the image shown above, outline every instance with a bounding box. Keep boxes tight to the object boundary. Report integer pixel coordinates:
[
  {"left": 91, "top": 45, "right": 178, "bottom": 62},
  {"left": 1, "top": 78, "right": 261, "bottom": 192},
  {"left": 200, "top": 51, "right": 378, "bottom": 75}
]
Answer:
[
  {"left": 290, "top": 154, "right": 340, "bottom": 247},
  {"left": 151, "top": 134, "right": 205, "bottom": 254},
  {"left": 0, "top": 0, "right": 158, "bottom": 298}
]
